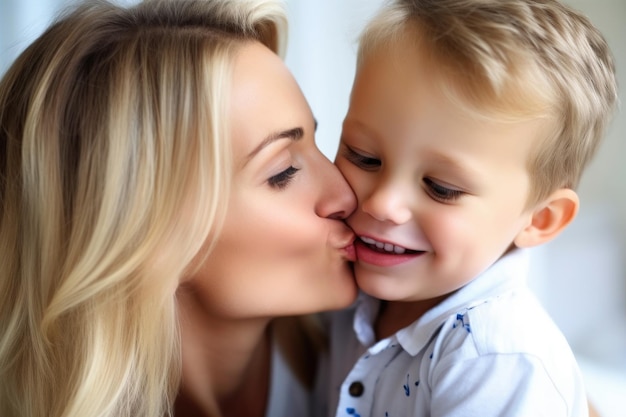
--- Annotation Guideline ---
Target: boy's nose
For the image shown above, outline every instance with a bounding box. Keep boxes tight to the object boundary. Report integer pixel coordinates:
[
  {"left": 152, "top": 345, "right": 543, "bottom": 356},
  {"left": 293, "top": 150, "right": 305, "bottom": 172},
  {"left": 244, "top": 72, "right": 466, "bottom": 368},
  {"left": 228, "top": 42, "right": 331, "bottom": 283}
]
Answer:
[{"left": 361, "top": 181, "right": 412, "bottom": 224}]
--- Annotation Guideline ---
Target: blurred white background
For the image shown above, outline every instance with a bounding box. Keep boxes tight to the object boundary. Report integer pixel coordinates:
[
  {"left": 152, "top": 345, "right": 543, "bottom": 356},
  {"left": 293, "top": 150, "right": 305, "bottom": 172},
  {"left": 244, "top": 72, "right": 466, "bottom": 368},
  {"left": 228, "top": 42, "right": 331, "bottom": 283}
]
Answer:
[{"left": 1, "top": 0, "right": 624, "bottom": 414}]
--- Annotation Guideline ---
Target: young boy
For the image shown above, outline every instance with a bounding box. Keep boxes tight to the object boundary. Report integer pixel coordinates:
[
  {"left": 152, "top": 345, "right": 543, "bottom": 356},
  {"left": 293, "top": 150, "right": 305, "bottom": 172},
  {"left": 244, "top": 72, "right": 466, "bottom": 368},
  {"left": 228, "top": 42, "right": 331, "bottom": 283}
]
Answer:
[{"left": 315, "top": 0, "right": 618, "bottom": 416}]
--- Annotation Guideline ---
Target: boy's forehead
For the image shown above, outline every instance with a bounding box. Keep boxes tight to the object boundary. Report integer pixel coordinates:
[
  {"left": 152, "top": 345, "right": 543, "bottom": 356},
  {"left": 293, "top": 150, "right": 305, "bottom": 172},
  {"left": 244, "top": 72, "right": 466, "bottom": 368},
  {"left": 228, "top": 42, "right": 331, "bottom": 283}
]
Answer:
[
  {"left": 357, "top": 22, "right": 554, "bottom": 126},
  {"left": 347, "top": 36, "right": 552, "bottom": 172}
]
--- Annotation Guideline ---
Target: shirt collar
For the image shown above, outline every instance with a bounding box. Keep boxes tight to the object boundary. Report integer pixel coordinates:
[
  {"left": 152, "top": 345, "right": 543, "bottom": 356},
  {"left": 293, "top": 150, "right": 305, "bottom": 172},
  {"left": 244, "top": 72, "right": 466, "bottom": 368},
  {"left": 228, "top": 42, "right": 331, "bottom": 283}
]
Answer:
[{"left": 352, "top": 249, "right": 530, "bottom": 355}]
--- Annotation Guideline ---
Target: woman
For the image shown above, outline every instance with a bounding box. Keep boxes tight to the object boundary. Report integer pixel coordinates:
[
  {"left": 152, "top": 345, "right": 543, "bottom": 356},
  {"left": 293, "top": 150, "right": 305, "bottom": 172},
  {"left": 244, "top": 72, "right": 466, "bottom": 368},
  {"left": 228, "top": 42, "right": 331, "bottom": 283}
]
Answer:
[{"left": 0, "top": 1, "right": 357, "bottom": 416}]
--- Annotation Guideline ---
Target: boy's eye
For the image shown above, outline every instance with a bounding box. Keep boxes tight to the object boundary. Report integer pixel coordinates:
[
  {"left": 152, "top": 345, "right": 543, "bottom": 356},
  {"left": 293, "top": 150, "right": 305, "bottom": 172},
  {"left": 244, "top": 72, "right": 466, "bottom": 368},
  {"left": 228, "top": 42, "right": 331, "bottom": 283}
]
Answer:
[
  {"left": 343, "top": 145, "right": 381, "bottom": 171},
  {"left": 423, "top": 177, "right": 463, "bottom": 203},
  {"left": 268, "top": 166, "right": 300, "bottom": 189}
]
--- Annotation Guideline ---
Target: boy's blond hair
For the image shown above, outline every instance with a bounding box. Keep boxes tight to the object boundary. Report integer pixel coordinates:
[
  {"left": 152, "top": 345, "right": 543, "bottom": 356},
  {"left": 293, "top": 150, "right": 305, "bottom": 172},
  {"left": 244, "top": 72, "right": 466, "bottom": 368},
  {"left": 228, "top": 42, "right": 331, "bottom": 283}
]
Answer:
[{"left": 358, "top": 0, "right": 618, "bottom": 205}]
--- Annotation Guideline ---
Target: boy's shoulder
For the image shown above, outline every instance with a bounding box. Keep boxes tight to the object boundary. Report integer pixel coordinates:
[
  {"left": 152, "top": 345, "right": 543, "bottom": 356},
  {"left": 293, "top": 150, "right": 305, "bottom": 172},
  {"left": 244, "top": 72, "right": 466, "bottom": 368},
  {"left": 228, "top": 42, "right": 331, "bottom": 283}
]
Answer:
[{"left": 436, "top": 287, "right": 577, "bottom": 368}]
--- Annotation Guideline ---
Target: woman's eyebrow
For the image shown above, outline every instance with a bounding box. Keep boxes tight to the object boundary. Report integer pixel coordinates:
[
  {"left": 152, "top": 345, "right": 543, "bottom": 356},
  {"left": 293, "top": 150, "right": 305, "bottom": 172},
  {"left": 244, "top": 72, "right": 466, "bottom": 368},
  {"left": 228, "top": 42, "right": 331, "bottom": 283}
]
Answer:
[{"left": 246, "top": 127, "right": 304, "bottom": 160}]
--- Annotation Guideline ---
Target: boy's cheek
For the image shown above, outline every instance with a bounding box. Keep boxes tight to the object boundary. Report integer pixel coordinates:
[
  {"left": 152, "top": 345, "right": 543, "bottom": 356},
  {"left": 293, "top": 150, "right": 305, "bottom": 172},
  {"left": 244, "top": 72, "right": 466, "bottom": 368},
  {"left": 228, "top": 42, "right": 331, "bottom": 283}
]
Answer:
[
  {"left": 334, "top": 157, "right": 352, "bottom": 180},
  {"left": 335, "top": 160, "right": 364, "bottom": 193}
]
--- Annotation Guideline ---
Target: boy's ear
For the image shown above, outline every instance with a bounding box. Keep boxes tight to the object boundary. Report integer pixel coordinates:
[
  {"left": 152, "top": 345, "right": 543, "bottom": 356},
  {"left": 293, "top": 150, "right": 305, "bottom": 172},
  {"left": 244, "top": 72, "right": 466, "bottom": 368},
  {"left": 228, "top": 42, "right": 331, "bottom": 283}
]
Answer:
[{"left": 514, "top": 188, "right": 579, "bottom": 248}]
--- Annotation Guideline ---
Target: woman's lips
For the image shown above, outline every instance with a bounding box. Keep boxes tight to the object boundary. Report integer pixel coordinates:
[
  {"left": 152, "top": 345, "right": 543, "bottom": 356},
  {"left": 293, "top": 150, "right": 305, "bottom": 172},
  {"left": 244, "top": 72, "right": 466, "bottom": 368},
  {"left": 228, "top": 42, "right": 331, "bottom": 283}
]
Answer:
[
  {"left": 343, "top": 242, "right": 357, "bottom": 262},
  {"left": 355, "top": 238, "right": 424, "bottom": 267}
]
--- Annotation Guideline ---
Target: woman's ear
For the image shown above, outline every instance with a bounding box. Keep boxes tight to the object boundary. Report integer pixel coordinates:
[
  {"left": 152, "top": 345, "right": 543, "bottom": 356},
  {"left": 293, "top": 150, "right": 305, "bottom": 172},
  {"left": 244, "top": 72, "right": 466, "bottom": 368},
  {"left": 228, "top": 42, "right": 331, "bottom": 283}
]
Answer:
[{"left": 514, "top": 188, "right": 579, "bottom": 248}]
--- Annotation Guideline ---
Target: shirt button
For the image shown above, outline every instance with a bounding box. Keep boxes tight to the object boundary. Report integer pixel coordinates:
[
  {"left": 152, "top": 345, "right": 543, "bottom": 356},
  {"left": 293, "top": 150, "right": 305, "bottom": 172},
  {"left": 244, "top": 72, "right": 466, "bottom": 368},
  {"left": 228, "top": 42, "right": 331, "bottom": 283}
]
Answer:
[{"left": 348, "top": 381, "right": 364, "bottom": 397}]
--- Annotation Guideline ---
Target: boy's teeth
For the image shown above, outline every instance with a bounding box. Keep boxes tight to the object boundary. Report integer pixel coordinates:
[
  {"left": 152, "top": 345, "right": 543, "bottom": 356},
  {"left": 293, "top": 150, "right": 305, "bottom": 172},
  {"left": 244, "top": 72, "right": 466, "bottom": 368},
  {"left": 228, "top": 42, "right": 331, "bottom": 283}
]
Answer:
[
  {"left": 361, "top": 236, "right": 376, "bottom": 245},
  {"left": 360, "top": 236, "right": 406, "bottom": 254}
]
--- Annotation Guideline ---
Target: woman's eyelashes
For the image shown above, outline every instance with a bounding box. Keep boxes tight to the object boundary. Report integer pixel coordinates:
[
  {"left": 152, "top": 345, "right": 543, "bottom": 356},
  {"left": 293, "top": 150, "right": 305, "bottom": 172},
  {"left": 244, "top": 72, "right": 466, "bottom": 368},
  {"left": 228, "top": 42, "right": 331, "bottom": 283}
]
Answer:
[
  {"left": 268, "top": 166, "right": 300, "bottom": 189},
  {"left": 423, "top": 177, "right": 463, "bottom": 203},
  {"left": 342, "top": 145, "right": 381, "bottom": 171}
]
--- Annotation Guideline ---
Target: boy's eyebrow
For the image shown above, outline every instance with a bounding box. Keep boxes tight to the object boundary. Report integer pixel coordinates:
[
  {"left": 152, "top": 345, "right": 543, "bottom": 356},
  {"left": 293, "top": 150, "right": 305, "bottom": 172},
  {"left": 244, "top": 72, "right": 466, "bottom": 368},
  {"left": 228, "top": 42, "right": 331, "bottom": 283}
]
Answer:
[
  {"left": 429, "top": 152, "right": 465, "bottom": 168},
  {"left": 246, "top": 126, "right": 304, "bottom": 160},
  {"left": 426, "top": 151, "right": 482, "bottom": 181}
]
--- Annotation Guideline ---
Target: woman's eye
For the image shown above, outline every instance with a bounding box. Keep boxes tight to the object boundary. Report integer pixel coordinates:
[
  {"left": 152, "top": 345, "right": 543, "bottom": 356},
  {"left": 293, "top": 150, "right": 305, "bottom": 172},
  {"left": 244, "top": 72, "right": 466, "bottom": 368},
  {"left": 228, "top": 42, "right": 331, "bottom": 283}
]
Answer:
[
  {"left": 268, "top": 166, "right": 300, "bottom": 189},
  {"left": 343, "top": 145, "right": 381, "bottom": 171},
  {"left": 423, "top": 177, "right": 463, "bottom": 202}
]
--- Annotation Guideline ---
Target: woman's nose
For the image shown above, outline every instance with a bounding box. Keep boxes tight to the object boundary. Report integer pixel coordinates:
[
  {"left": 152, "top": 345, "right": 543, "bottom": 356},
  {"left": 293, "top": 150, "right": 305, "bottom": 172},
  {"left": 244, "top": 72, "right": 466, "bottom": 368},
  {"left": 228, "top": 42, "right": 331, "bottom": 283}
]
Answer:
[
  {"left": 315, "top": 157, "right": 357, "bottom": 220},
  {"left": 361, "top": 179, "right": 412, "bottom": 225}
]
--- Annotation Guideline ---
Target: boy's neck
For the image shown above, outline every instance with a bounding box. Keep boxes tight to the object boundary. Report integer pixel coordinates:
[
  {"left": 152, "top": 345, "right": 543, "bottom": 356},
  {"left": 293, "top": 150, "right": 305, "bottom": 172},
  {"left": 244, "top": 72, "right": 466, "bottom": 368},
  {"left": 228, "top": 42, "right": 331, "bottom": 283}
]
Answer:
[{"left": 375, "top": 295, "right": 449, "bottom": 340}]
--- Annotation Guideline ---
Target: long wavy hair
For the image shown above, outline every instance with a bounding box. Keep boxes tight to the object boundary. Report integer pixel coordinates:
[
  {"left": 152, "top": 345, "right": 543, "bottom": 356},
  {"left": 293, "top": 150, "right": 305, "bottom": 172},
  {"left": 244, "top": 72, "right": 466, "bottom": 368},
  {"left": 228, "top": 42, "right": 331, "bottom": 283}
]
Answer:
[{"left": 0, "top": 1, "right": 286, "bottom": 416}]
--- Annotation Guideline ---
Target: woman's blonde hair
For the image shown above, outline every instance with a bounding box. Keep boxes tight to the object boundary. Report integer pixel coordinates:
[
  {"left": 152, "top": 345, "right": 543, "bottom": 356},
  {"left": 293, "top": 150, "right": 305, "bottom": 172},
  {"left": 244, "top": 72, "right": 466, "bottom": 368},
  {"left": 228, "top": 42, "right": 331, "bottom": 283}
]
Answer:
[
  {"left": 358, "top": 0, "right": 618, "bottom": 206},
  {"left": 0, "top": 1, "right": 286, "bottom": 416}
]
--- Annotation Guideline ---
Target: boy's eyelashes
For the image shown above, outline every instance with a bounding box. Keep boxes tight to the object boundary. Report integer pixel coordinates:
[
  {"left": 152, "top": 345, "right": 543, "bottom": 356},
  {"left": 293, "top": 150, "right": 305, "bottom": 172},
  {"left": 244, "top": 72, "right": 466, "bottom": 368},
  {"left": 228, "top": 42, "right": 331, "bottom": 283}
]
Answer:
[
  {"left": 423, "top": 177, "right": 464, "bottom": 203},
  {"left": 341, "top": 143, "right": 464, "bottom": 203},
  {"left": 342, "top": 144, "right": 381, "bottom": 171}
]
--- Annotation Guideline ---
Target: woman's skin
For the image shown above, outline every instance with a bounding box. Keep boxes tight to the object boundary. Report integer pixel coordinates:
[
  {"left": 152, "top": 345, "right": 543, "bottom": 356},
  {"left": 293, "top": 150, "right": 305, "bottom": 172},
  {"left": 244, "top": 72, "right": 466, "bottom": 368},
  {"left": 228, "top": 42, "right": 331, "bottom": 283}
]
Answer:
[{"left": 175, "top": 41, "right": 358, "bottom": 417}]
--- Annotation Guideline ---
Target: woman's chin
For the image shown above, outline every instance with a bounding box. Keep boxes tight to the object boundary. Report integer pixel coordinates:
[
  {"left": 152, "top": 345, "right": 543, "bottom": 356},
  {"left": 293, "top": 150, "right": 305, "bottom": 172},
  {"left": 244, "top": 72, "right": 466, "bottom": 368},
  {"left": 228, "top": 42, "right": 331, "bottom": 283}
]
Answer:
[{"left": 316, "top": 279, "right": 358, "bottom": 312}]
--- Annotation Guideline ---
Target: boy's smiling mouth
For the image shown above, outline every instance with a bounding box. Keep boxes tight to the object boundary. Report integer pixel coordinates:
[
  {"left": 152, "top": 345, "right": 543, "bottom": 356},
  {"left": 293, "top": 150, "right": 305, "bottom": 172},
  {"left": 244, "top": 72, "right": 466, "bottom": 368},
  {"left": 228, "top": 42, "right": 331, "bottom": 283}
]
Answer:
[
  {"left": 358, "top": 236, "right": 422, "bottom": 255},
  {"left": 355, "top": 236, "right": 424, "bottom": 267}
]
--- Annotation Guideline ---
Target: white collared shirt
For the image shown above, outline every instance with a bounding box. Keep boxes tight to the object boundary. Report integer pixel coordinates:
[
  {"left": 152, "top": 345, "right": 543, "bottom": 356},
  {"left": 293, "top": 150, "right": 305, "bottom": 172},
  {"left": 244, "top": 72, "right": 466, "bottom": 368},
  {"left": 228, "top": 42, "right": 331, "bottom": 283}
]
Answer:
[{"left": 314, "top": 250, "right": 588, "bottom": 417}]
